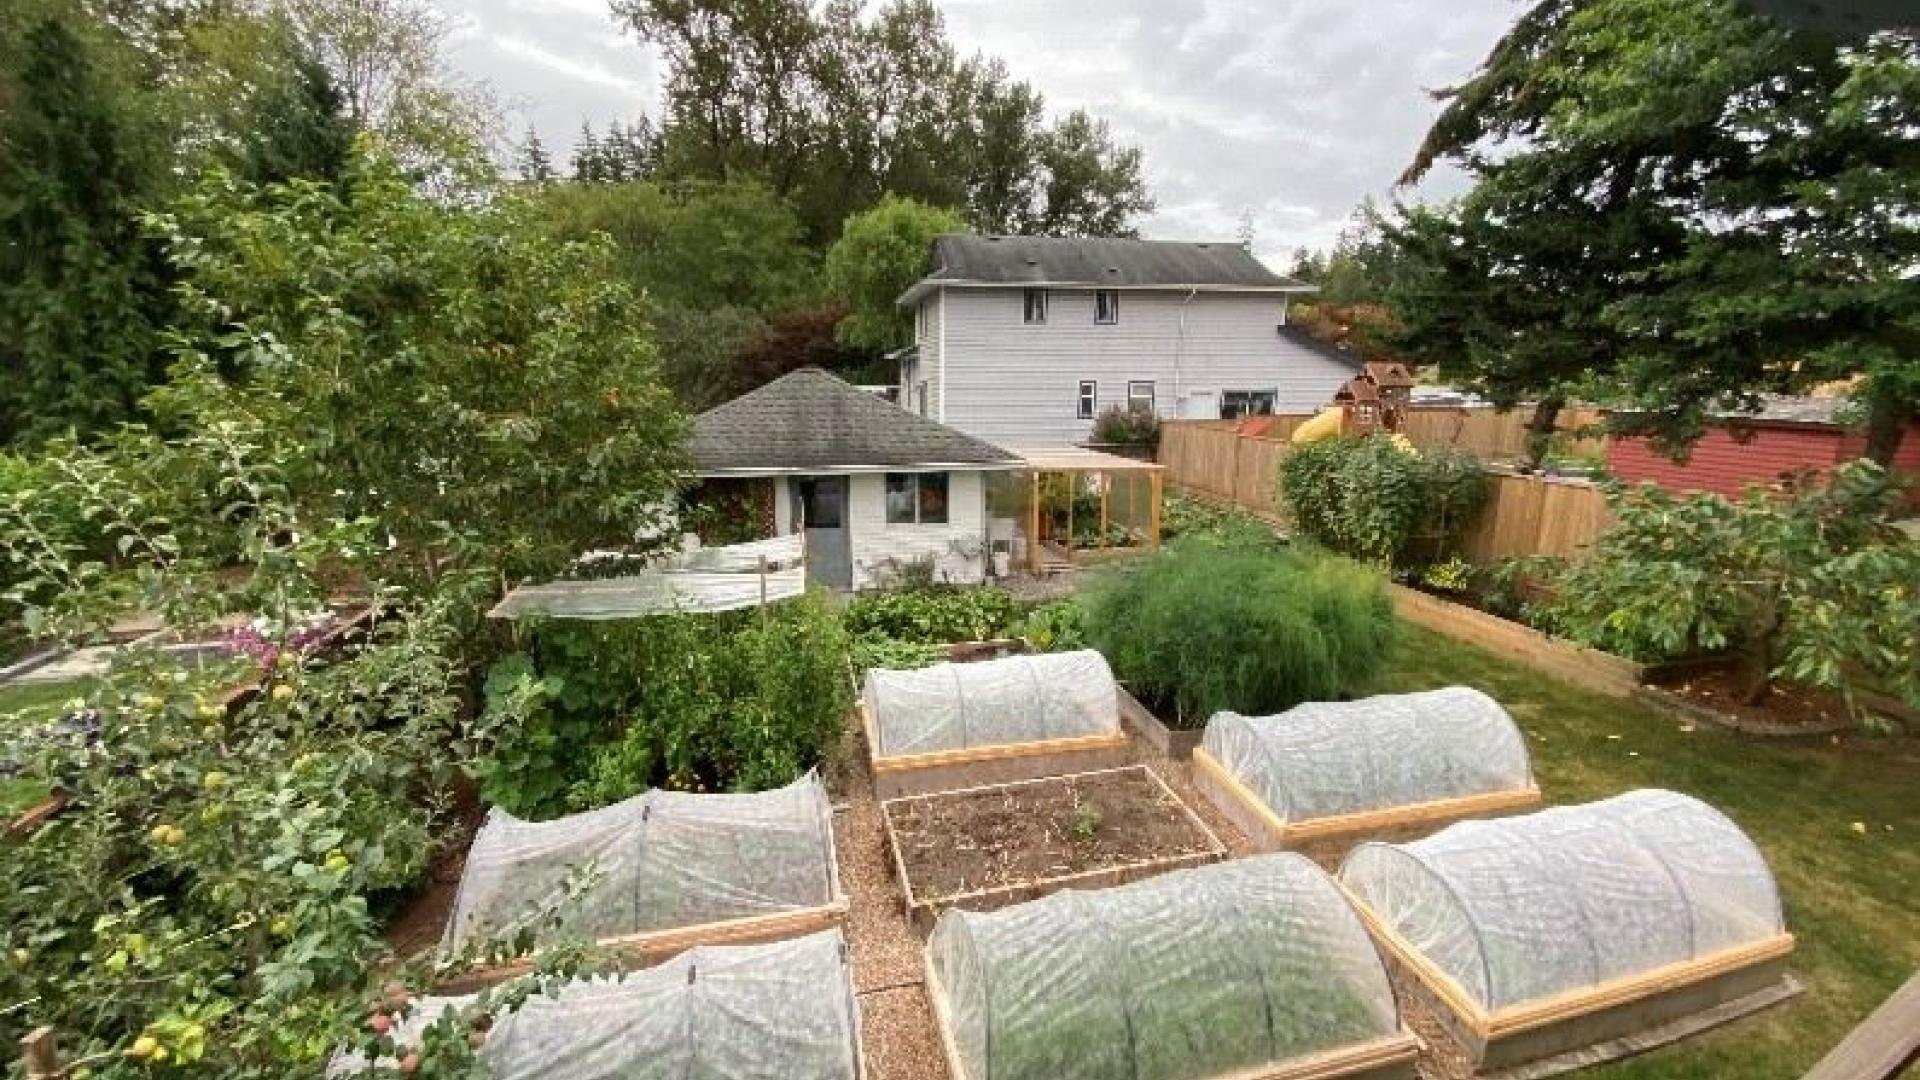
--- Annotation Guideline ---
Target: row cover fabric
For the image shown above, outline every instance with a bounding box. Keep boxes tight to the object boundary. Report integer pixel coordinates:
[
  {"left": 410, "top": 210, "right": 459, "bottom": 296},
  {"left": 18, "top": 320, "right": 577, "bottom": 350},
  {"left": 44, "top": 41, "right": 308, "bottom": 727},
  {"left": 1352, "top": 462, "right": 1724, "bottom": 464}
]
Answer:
[
  {"left": 863, "top": 649, "right": 1119, "bottom": 757},
  {"left": 334, "top": 931, "right": 861, "bottom": 1080},
  {"left": 444, "top": 772, "right": 838, "bottom": 951},
  {"left": 487, "top": 566, "right": 807, "bottom": 619},
  {"left": 927, "top": 854, "right": 1401, "bottom": 1080},
  {"left": 1201, "top": 687, "right": 1532, "bottom": 826},
  {"left": 1339, "top": 788, "right": 1786, "bottom": 1012}
]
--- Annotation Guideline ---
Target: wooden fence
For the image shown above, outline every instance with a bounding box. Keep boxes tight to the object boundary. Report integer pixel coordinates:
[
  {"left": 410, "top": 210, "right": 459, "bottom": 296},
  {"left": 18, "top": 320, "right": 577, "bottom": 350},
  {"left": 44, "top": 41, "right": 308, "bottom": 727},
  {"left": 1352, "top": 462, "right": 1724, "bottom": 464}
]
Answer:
[{"left": 1158, "top": 410, "right": 1615, "bottom": 564}]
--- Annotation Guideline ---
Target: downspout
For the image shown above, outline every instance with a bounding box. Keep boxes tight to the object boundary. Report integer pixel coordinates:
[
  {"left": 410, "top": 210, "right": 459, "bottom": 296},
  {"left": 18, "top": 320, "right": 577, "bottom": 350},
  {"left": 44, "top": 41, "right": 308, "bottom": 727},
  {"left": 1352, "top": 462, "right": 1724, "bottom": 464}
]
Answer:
[{"left": 1173, "top": 287, "right": 1198, "bottom": 411}]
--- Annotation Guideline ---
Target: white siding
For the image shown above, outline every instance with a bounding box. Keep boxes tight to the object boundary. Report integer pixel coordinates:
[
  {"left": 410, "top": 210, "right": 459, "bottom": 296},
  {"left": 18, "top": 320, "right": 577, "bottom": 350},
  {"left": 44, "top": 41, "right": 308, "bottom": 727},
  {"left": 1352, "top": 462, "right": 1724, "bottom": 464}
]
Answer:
[
  {"left": 902, "top": 296, "right": 944, "bottom": 420},
  {"left": 772, "top": 476, "right": 793, "bottom": 534},
  {"left": 937, "top": 286, "right": 1355, "bottom": 445},
  {"left": 847, "top": 470, "right": 988, "bottom": 589}
]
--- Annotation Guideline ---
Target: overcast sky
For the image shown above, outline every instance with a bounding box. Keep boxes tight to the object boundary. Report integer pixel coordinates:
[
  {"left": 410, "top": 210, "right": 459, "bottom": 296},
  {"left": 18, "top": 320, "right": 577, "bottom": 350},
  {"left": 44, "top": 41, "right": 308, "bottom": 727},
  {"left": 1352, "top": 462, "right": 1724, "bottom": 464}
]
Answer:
[{"left": 441, "top": 0, "right": 1524, "bottom": 264}]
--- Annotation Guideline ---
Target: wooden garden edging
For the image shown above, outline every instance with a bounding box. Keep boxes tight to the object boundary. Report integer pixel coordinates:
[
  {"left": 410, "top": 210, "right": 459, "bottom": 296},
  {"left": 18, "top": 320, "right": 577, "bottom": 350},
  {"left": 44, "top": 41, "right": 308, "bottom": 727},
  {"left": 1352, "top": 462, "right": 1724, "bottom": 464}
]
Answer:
[
  {"left": 431, "top": 899, "right": 851, "bottom": 994},
  {"left": 1341, "top": 882, "right": 1799, "bottom": 1073},
  {"left": 1386, "top": 584, "right": 1649, "bottom": 698},
  {"left": 1116, "top": 685, "right": 1203, "bottom": 758},
  {"left": 1191, "top": 747, "right": 1541, "bottom": 853},
  {"left": 1801, "top": 970, "right": 1920, "bottom": 1080},
  {"left": 880, "top": 765, "right": 1226, "bottom": 934}
]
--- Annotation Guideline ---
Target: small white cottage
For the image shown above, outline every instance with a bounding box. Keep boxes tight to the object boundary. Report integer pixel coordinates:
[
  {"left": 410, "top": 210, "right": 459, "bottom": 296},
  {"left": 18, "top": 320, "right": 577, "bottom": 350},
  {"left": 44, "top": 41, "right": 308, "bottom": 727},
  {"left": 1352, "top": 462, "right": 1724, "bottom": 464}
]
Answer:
[{"left": 688, "top": 368, "right": 1024, "bottom": 589}]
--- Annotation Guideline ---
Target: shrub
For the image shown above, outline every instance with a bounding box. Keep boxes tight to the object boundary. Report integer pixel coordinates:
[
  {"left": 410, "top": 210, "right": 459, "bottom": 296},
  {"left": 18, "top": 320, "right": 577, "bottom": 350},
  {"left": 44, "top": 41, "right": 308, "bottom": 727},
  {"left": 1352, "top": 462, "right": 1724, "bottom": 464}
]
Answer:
[
  {"left": 1537, "top": 460, "right": 1920, "bottom": 715},
  {"left": 1009, "top": 600, "right": 1089, "bottom": 652},
  {"left": 476, "top": 591, "right": 854, "bottom": 817},
  {"left": 844, "top": 586, "right": 1020, "bottom": 644},
  {"left": 1082, "top": 538, "right": 1397, "bottom": 726},
  {"left": 1089, "top": 403, "right": 1160, "bottom": 449},
  {"left": 1278, "top": 436, "right": 1489, "bottom": 566}
]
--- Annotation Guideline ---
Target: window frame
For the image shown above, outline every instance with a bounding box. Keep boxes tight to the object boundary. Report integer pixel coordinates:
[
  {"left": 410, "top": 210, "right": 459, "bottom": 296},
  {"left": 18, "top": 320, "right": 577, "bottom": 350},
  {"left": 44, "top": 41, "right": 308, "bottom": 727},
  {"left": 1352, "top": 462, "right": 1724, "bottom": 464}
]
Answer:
[
  {"left": 1095, "top": 289, "right": 1119, "bottom": 324},
  {"left": 1023, "top": 288, "right": 1048, "bottom": 325},
  {"left": 1220, "top": 389, "right": 1278, "bottom": 419},
  {"left": 883, "top": 472, "right": 950, "bottom": 525},
  {"left": 1077, "top": 380, "right": 1098, "bottom": 420},
  {"left": 1127, "top": 380, "right": 1155, "bottom": 414}
]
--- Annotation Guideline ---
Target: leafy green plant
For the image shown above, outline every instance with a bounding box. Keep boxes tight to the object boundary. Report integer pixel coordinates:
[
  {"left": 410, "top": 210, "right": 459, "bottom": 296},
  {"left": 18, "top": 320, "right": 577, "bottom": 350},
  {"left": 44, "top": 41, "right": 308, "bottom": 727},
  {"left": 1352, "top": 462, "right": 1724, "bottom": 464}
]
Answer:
[
  {"left": 1538, "top": 461, "right": 1919, "bottom": 714},
  {"left": 1278, "top": 436, "right": 1490, "bottom": 567},
  {"left": 1082, "top": 537, "right": 1397, "bottom": 726},
  {"left": 844, "top": 586, "right": 1020, "bottom": 644},
  {"left": 851, "top": 635, "right": 948, "bottom": 674},
  {"left": 478, "top": 593, "right": 854, "bottom": 818},
  {"left": 1009, "top": 600, "right": 1089, "bottom": 652},
  {"left": 1419, "top": 557, "right": 1475, "bottom": 594}
]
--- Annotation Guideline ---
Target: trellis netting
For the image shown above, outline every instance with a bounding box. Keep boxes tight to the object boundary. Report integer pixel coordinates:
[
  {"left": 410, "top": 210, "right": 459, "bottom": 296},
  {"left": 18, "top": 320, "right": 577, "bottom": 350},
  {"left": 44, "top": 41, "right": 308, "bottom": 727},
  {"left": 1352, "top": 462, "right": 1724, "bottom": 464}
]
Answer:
[
  {"left": 333, "top": 930, "right": 861, "bottom": 1079},
  {"left": 927, "top": 854, "right": 1402, "bottom": 1080},
  {"left": 1200, "top": 687, "right": 1532, "bottom": 826},
  {"left": 444, "top": 772, "right": 838, "bottom": 951},
  {"left": 862, "top": 649, "right": 1119, "bottom": 757},
  {"left": 1339, "top": 789, "right": 1787, "bottom": 1013}
]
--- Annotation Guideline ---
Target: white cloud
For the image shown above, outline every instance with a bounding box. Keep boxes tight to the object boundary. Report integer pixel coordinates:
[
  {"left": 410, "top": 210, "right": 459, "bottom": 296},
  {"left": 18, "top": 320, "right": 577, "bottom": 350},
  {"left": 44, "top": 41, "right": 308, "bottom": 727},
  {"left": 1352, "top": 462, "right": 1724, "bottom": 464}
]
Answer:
[{"left": 432, "top": 0, "right": 1519, "bottom": 260}]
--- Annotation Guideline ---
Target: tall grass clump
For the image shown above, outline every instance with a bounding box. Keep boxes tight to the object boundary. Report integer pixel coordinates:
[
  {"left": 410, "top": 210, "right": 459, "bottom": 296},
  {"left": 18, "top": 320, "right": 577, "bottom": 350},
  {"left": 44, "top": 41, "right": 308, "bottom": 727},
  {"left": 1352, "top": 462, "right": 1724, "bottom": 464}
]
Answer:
[{"left": 1083, "top": 537, "right": 1396, "bottom": 726}]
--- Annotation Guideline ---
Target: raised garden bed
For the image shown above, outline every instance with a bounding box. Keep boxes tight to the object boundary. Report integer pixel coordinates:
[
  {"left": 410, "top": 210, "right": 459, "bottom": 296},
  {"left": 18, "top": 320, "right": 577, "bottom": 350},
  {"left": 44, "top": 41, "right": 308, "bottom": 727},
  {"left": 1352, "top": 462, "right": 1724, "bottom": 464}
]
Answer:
[
  {"left": 882, "top": 765, "right": 1224, "bottom": 933},
  {"left": 1115, "top": 684, "right": 1203, "bottom": 758},
  {"left": 1388, "top": 584, "right": 1651, "bottom": 699}
]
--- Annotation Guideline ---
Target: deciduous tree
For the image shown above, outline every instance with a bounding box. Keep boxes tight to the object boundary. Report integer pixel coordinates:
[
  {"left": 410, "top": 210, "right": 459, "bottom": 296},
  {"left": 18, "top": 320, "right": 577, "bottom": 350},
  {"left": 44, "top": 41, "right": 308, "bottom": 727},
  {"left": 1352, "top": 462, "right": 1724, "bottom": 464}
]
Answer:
[{"left": 824, "top": 195, "right": 966, "bottom": 351}]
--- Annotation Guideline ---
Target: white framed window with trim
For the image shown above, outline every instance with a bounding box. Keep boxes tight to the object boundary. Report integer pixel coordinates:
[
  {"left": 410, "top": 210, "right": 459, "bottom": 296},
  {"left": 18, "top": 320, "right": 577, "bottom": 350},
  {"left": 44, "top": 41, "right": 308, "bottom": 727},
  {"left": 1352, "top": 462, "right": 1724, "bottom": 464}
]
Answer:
[
  {"left": 1077, "top": 380, "right": 1098, "bottom": 419},
  {"left": 1127, "top": 380, "right": 1155, "bottom": 414},
  {"left": 1095, "top": 289, "right": 1119, "bottom": 324},
  {"left": 884, "top": 472, "right": 949, "bottom": 525},
  {"left": 1023, "top": 288, "right": 1048, "bottom": 324}
]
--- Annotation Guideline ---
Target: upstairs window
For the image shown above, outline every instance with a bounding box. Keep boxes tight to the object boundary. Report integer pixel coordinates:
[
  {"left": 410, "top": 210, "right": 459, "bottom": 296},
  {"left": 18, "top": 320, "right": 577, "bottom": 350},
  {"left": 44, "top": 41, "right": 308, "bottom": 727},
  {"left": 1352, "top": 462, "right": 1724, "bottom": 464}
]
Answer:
[
  {"left": 1127, "top": 380, "right": 1155, "bottom": 414},
  {"left": 1095, "top": 289, "right": 1119, "bottom": 324},
  {"left": 1023, "top": 288, "right": 1048, "bottom": 324},
  {"left": 1077, "top": 380, "right": 1098, "bottom": 419},
  {"left": 885, "top": 472, "right": 950, "bottom": 525}
]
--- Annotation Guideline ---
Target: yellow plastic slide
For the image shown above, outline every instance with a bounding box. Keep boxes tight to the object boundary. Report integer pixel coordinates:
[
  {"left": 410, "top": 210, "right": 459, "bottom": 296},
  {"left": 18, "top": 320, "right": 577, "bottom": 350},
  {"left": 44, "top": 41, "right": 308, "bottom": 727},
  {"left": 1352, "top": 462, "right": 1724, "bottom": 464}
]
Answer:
[{"left": 1290, "top": 407, "right": 1344, "bottom": 445}]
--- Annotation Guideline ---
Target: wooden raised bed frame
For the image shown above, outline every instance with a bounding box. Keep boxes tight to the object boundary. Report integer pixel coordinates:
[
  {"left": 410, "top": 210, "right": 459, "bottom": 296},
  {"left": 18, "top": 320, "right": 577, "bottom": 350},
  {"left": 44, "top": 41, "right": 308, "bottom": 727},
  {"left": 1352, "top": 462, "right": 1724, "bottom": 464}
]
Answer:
[
  {"left": 1341, "top": 884, "right": 1798, "bottom": 1075},
  {"left": 881, "top": 765, "right": 1226, "bottom": 934},
  {"left": 1387, "top": 584, "right": 1650, "bottom": 699},
  {"left": 1191, "top": 747, "right": 1543, "bottom": 852},
  {"left": 857, "top": 694, "right": 1132, "bottom": 801},
  {"left": 434, "top": 794, "right": 850, "bottom": 993},
  {"left": 924, "top": 949, "right": 1423, "bottom": 1080}
]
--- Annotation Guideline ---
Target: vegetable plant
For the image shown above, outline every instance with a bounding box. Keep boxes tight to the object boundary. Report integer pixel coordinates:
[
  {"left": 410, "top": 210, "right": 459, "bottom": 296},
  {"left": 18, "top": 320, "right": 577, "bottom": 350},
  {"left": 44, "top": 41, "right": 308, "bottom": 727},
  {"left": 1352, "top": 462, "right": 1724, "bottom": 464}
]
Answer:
[
  {"left": 1278, "top": 436, "right": 1490, "bottom": 567},
  {"left": 1082, "top": 537, "right": 1397, "bottom": 725}
]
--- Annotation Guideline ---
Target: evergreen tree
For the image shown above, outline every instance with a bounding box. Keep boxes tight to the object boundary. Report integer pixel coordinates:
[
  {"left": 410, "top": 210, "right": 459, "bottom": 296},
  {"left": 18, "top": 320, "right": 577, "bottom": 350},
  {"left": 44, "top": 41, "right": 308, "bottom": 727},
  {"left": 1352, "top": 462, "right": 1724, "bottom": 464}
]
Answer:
[
  {"left": 234, "top": 44, "right": 357, "bottom": 186},
  {"left": 517, "top": 126, "right": 555, "bottom": 184},
  {"left": 571, "top": 122, "right": 602, "bottom": 182},
  {"left": 0, "top": 3, "right": 171, "bottom": 445}
]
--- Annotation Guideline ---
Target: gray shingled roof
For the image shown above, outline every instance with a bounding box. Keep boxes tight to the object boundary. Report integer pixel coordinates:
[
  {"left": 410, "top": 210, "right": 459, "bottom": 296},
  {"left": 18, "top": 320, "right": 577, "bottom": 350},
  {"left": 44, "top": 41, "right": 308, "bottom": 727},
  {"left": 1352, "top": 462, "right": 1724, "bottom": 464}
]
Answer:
[
  {"left": 899, "top": 234, "right": 1312, "bottom": 304},
  {"left": 690, "top": 368, "right": 1021, "bottom": 474}
]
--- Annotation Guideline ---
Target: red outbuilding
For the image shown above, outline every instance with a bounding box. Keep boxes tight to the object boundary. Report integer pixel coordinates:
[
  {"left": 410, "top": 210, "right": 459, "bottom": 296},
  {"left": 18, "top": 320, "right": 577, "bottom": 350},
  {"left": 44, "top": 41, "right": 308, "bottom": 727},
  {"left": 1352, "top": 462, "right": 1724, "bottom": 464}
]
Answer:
[{"left": 1607, "top": 396, "right": 1920, "bottom": 499}]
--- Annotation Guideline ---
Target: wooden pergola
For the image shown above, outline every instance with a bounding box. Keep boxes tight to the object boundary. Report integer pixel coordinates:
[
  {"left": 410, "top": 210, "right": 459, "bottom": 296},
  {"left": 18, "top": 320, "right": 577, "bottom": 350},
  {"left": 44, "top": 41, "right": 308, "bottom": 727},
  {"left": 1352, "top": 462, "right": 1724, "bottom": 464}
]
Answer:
[{"left": 1010, "top": 447, "right": 1164, "bottom": 572}]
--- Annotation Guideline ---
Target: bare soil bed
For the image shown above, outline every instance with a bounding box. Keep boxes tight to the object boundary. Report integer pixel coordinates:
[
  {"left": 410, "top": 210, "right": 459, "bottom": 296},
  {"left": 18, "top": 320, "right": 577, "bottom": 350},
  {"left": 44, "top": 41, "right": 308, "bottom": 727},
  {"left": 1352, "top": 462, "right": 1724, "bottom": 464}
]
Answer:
[
  {"left": 884, "top": 765, "right": 1222, "bottom": 915},
  {"left": 1653, "top": 666, "right": 1855, "bottom": 731}
]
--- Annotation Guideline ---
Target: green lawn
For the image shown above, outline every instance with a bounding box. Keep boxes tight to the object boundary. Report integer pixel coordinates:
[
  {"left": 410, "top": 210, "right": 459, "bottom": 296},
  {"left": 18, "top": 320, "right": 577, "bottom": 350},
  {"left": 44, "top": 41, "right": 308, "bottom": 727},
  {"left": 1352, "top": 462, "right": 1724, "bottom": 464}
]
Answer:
[
  {"left": 0, "top": 678, "right": 91, "bottom": 814},
  {"left": 1368, "top": 627, "right": 1919, "bottom": 1080}
]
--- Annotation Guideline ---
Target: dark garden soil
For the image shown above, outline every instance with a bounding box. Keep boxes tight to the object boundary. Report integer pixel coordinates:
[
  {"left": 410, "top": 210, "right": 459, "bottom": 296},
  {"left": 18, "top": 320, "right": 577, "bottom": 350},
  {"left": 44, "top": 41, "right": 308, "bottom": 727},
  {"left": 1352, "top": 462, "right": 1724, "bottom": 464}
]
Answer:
[
  {"left": 885, "top": 766, "right": 1219, "bottom": 902},
  {"left": 381, "top": 772, "right": 486, "bottom": 956},
  {"left": 1653, "top": 667, "right": 1854, "bottom": 730}
]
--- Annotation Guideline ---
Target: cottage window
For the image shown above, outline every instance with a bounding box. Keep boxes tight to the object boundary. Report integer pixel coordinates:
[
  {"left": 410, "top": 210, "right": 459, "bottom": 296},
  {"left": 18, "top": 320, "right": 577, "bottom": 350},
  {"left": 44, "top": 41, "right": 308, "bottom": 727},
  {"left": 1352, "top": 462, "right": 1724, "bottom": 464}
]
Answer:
[
  {"left": 885, "top": 472, "right": 950, "bottom": 525},
  {"left": 1095, "top": 289, "right": 1119, "bottom": 324},
  {"left": 1023, "top": 288, "right": 1048, "bottom": 324},
  {"left": 1221, "top": 390, "right": 1277, "bottom": 418},
  {"left": 1127, "top": 380, "right": 1155, "bottom": 414},
  {"left": 1077, "top": 381, "right": 1098, "bottom": 420}
]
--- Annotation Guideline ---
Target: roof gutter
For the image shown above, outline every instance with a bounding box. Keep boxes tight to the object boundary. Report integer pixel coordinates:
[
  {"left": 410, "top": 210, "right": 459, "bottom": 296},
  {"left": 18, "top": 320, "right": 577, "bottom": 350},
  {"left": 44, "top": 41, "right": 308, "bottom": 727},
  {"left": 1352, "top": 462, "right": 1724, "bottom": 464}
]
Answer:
[{"left": 896, "top": 279, "right": 1318, "bottom": 308}]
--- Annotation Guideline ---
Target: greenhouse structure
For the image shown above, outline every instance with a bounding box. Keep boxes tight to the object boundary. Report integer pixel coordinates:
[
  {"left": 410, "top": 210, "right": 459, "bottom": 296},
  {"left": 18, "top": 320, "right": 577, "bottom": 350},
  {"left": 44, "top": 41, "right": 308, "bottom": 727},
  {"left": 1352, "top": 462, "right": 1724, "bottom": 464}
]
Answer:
[
  {"left": 860, "top": 649, "right": 1129, "bottom": 797},
  {"left": 337, "top": 931, "right": 864, "bottom": 1079},
  {"left": 441, "top": 772, "right": 844, "bottom": 982},
  {"left": 925, "top": 855, "right": 1421, "bottom": 1080},
  {"left": 1339, "top": 789, "right": 1798, "bottom": 1074},
  {"left": 1193, "top": 687, "right": 1541, "bottom": 849}
]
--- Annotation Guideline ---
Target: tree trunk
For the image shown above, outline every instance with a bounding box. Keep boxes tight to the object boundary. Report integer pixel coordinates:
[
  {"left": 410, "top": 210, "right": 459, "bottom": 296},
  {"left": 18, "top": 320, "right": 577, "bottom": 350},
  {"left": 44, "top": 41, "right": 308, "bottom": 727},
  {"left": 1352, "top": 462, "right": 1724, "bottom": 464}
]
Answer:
[
  {"left": 1861, "top": 389, "right": 1911, "bottom": 467},
  {"left": 1523, "top": 397, "right": 1564, "bottom": 471},
  {"left": 1742, "top": 605, "right": 1780, "bottom": 706}
]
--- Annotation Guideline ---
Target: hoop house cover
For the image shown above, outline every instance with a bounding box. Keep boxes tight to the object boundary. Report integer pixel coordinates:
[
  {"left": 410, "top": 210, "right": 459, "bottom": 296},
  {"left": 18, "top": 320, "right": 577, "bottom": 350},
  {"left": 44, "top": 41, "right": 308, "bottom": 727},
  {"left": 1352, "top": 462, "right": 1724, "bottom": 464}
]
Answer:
[
  {"left": 863, "top": 649, "right": 1119, "bottom": 758},
  {"left": 926, "top": 855, "right": 1413, "bottom": 1080},
  {"left": 1339, "top": 789, "right": 1788, "bottom": 1013},
  {"left": 444, "top": 772, "right": 839, "bottom": 951},
  {"left": 336, "top": 931, "right": 861, "bottom": 1079},
  {"left": 1199, "top": 687, "right": 1534, "bottom": 831}
]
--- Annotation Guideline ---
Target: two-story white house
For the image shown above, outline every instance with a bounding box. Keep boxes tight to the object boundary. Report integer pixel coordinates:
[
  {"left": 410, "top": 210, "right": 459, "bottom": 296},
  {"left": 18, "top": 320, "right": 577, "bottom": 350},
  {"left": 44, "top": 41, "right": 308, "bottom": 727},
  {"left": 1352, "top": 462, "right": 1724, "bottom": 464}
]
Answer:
[{"left": 896, "top": 234, "right": 1360, "bottom": 446}]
